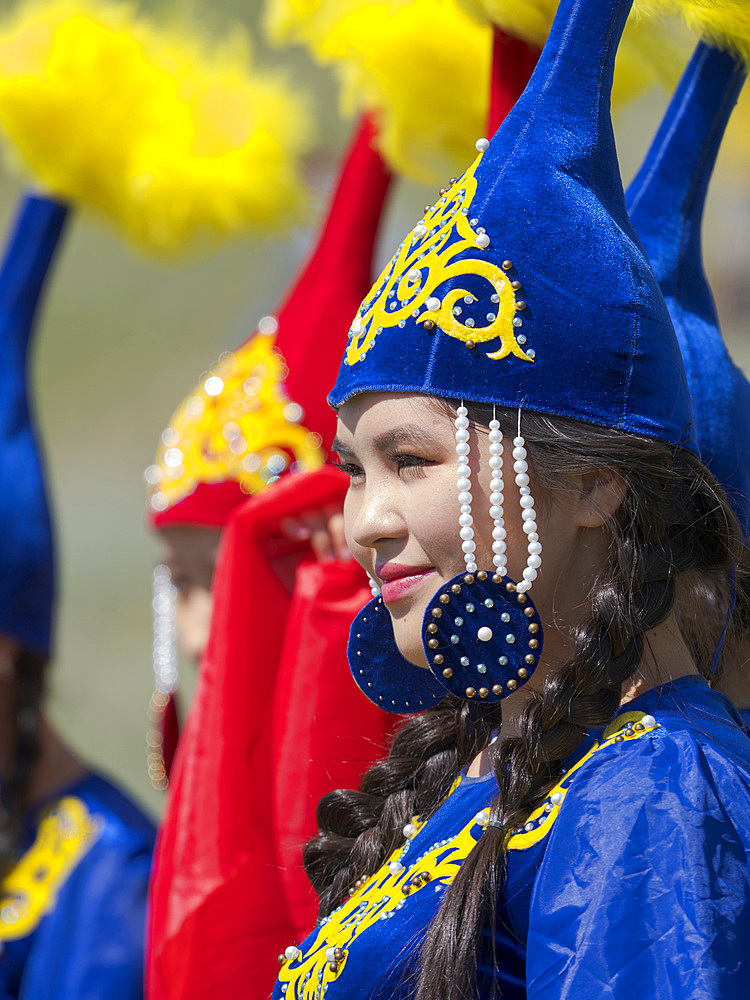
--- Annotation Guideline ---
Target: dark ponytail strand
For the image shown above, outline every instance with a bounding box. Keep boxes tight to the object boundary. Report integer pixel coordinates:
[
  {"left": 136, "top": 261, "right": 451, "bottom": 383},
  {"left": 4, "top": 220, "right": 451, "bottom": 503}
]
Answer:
[{"left": 0, "top": 647, "right": 47, "bottom": 876}]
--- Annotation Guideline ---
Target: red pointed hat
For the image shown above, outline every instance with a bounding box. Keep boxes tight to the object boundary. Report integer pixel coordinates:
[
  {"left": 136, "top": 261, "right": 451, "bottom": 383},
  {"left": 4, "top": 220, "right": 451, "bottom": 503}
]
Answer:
[{"left": 147, "top": 114, "right": 392, "bottom": 529}]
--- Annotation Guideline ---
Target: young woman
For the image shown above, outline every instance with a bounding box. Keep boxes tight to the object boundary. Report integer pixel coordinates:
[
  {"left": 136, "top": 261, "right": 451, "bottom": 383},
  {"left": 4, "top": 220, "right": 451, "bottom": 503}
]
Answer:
[{"left": 272, "top": 0, "right": 750, "bottom": 996}]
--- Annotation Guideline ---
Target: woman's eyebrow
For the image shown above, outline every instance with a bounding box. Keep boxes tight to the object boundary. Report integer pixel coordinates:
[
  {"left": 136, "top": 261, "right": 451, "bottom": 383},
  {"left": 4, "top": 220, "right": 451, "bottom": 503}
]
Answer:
[
  {"left": 331, "top": 436, "right": 355, "bottom": 457},
  {"left": 372, "top": 425, "right": 443, "bottom": 452}
]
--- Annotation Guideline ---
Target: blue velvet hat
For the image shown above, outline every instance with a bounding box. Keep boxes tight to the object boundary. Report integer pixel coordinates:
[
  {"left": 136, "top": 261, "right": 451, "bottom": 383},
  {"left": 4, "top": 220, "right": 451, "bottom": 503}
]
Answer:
[
  {"left": 0, "top": 195, "right": 68, "bottom": 655},
  {"left": 626, "top": 44, "right": 749, "bottom": 535},
  {"left": 329, "top": 0, "right": 697, "bottom": 454}
]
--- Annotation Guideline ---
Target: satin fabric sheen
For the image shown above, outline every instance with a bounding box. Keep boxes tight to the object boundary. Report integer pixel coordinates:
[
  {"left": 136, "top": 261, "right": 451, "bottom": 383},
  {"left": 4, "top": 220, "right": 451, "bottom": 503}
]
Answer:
[
  {"left": 273, "top": 676, "right": 750, "bottom": 999},
  {"left": 0, "top": 773, "right": 154, "bottom": 999}
]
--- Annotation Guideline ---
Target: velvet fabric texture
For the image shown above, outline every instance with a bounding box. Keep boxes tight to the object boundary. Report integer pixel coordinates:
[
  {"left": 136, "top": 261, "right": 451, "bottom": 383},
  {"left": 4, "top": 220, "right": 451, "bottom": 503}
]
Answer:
[
  {"left": 329, "top": 0, "right": 697, "bottom": 455},
  {"left": 0, "top": 194, "right": 67, "bottom": 655},
  {"left": 273, "top": 677, "right": 750, "bottom": 999},
  {"left": 627, "top": 43, "right": 750, "bottom": 535}
]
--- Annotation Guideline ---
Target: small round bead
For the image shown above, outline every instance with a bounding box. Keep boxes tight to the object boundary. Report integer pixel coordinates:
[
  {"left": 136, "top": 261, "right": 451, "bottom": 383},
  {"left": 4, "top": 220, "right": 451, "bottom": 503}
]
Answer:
[
  {"left": 457, "top": 477, "right": 471, "bottom": 491},
  {"left": 460, "top": 526, "right": 474, "bottom": 541},
  {"left": 477, "top": 627, "right": 493, "bottom": 642},
  {"left": 455, "top": 428, "right": 470, "bottom": 442},
  {"left": 475, "top": 810, "right": 490, "bottom": 827},
  {"left": 460, "top": 504, "right": 471, "bottom": 514},
  {"left": 513, "top": 436, "right": 524, "bottom": 447},
  {"left": 458, "top": 491, "right": 472, "bottom": 505},
  {"left": 527, "top": 531, "right": 539, "bottom": 542},
  {"left": 522, "top": 508, "right": 537, "bottom": 521},
  {"left": 492, "top": 526, "right": 506, "bottom": 540},
  {"left": 285, "top": 946, "right": 301, "bottom": 961},
  {"left": 522, "top": 567, "right": 538, "bottom": 582},
  {"left": 550, "top": 791, "right": 564, "bottom": 806},
  {"left": 515, "top": 473, "right": 530, "bottom": 487},
  {"left": 641, "top": 714, "right": 657, "bottom": 728},
  {"left": 490, "top": 492, "right": 504, "bottom": 504},
  {"left": 466, "top": 561, "right": 478, "bottom": 573},
  {"left": 528, "top": 554, "right": 542, "bottom": 569},
  {"left": 528, "top": 541, "right": 542, "bottom": 554},
  {"left": 489, "top": 505, "right": 503, "bottom": 520},
  {"left": 513, "top": 460, "right": 528, "bottom": 474},
  {"left": 459, "top": 513, "right": 473, "bottom": 527},
  {"left": 403, "top": 823, "right": 417, "bottom": 839},
  {"left": 512, "top": 447, "right": 526, "bottom": 460},
  {"left": 492, "top": 541, "right": 506, "bottom": 553},
  {"left": 522, "top": 521, "right": 537, "bottom": 535},
  {"left": 520, "top": 495, "right": 535, "bottom": 509},
  {"left": 462, "top": 540, "right": 477, "bottom": 553},
  {"left": 475, "top": 137, "right": 490, "bottom": 151},
  {"left": 456, "top": 442, "right": 470, "bottom": 456},
  {"left": 389, "top": 861, "right": 405, "bottom": 876}
]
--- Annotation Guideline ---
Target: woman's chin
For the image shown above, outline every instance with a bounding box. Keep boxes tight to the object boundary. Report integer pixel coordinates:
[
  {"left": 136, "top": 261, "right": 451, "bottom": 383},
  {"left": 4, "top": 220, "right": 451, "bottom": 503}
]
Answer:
[{"left": 391, "top": 629, "right": 430, "bottom": 669}]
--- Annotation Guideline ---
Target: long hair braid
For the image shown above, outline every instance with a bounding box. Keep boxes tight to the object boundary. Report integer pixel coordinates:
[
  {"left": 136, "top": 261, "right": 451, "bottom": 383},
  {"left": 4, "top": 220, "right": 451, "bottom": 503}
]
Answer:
[
  {"left": 305, "top": 406, "right": 746, "bottom": 1000},
  {"left": 0, "top": 647, "right": 47, "bottom": 877}
]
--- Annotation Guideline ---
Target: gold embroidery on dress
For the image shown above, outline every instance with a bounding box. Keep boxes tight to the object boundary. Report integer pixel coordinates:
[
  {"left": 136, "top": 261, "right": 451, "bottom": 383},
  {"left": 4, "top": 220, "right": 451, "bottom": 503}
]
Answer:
[
  {"left": 277, "top": 713, "right": 658, "bottom": 996},
  {"left": 0, "top": 796, "right": 100, "bottom": 940}
]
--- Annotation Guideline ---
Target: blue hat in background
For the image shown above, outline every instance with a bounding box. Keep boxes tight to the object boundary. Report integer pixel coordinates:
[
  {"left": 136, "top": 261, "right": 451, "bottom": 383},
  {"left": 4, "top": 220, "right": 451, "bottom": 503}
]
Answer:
[
  {"left": 0, "top": 194, "right": 68, "bottom": 655},
  {"left": 627, "top": 43, "right": 749, "bottom": 536},
  {"left": 330, "top": 0, "right": 696, "bottom": 455}
]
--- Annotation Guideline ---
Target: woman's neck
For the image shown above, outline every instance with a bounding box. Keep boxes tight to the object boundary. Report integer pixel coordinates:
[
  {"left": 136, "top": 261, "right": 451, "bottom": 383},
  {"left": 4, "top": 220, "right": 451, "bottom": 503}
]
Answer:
[{"left": 466, "top": 613, "right": 698, "bottom": 778}]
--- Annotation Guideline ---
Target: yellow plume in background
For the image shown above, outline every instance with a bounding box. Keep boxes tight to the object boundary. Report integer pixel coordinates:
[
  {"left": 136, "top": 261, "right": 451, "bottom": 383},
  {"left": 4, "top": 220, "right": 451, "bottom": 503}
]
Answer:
[
  {"left": 457, "top": 0, "right": 689, "bottom": 103},
  {"left": 267, "top": 0, "right": 490, "bottom": 185},
  {"left": 637, "top": 0, "right": 750, "bottom": 65},
  {"left": 0, "top": 0, "right": 313, "bottom": 253},
  {"left": 264, "top": 0, "right": 690, "bottom": 184}
]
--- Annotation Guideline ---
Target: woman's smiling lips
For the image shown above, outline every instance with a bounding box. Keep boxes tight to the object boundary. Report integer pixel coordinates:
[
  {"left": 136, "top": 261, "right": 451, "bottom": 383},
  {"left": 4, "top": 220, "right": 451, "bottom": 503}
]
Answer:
[{"left": 376, "top": 563, "right": 436, "bottom": 605}]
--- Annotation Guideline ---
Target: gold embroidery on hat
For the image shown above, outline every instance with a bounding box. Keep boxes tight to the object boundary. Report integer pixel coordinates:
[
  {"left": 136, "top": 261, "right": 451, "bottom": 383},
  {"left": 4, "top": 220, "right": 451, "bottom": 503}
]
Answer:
[
  {"left": 146, "top": 326, "right": 325, "bottom": 516},
  {"left": 345, "top": 151, "right": 532, "bottom": 365}
]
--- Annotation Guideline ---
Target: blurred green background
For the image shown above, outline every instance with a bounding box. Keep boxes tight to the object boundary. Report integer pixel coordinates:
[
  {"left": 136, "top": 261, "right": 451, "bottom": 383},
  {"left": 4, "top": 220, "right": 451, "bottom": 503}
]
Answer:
[{"left": 5, "top": 0, "right": 750, "bottom": 818}]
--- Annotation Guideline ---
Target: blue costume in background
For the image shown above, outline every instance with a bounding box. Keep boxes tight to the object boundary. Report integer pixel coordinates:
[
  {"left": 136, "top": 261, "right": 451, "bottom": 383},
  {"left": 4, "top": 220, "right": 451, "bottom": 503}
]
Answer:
[
  {"left": 0, "top": 194, "right": 155, "bottom": 996},
  {"left": 275, "top": 678, "right": 750, "bottom": 999},
  {"left": 0, "top": 774, "right": 154, "bottom": 1000}
]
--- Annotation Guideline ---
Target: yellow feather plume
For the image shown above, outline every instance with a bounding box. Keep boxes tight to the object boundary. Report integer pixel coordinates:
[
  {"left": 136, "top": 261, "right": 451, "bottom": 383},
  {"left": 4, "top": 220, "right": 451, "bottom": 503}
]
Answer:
[
  {"left": 0, "top": 0, "right": 312, "bottom": 253},
  {"left": 268, "top": 0, "right": 491, "bottom": 185},
  {"left": 456, "top": 0, "right": 688, "bottom": 102},
  {"left": 636, "top": 0, "right": 750, "bottom": 64}
]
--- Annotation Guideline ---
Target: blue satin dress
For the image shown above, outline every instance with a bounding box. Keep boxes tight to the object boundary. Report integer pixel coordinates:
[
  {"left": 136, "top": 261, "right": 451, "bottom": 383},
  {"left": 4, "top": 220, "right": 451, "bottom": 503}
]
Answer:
[
  {"left": 0, "top": 772, "right": 155, "bottom": 999},
  {"left": 274, "top": 676, "right": 750, "bottom": 999}
]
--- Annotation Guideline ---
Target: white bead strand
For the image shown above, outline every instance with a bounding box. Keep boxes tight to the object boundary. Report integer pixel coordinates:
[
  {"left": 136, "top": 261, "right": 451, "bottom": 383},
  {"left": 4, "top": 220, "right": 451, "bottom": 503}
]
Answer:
[
  {"left": 455, "top": 405, "right": 477, "bottom": 574},
  {"left": 368, "top": 574, "right": 381, "bottom": 597},
  {"left": 488, "top": 414, "right": 507, "bottom": 578},
  {"left": 513, "top": 410, "right": 542, "bottom": 594}
]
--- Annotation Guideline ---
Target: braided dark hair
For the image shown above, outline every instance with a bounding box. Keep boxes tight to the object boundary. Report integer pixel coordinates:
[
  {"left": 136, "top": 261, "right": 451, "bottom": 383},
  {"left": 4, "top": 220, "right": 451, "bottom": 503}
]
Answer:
[
  {"left": 304, "top": 405, "right": 746, "bottom": 999},
  {"left": 0, "top": 646, "right": 47, "bottom": 876}
]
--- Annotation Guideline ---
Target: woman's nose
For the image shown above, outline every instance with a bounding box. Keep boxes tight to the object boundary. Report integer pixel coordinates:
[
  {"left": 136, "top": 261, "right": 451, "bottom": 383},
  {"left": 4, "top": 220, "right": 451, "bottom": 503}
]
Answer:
[{"left": 349, "top": 480, "right": 408, "bottom": 552}]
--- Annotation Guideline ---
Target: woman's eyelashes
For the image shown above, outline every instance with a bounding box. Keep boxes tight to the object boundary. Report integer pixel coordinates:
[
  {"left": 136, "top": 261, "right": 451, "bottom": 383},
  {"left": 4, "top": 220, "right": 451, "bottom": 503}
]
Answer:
[
  {"left": 331, "top": 452, "right": 436, "bottom": 482},
  {"left": 389, "top": 452, "right": 433, "bottom": 478}
]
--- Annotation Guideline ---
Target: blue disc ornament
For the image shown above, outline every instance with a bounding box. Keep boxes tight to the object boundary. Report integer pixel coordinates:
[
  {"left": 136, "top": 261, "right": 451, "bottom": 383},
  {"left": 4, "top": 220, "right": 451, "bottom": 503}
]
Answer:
[
  {"left": 348, "top": 595, "right": 446, "bottom": 714},
  {"left": 423, "top": 570, "right": 543, "bottom": 702}
]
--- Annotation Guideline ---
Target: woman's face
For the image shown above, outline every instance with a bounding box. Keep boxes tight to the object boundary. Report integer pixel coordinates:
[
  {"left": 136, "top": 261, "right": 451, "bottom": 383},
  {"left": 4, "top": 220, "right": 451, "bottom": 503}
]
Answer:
[
  {"left": 334, "top": 393, "right": 593, "bottom": 669},
  {"left": 157, "top": 525, "right": 222, "bottom": 663}
]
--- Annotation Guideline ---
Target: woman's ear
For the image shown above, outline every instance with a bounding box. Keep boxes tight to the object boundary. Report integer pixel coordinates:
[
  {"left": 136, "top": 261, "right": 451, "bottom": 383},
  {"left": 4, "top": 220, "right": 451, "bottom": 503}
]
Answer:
[{"left": 574, "top": 468, "right": 627, "bottom": 528}]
